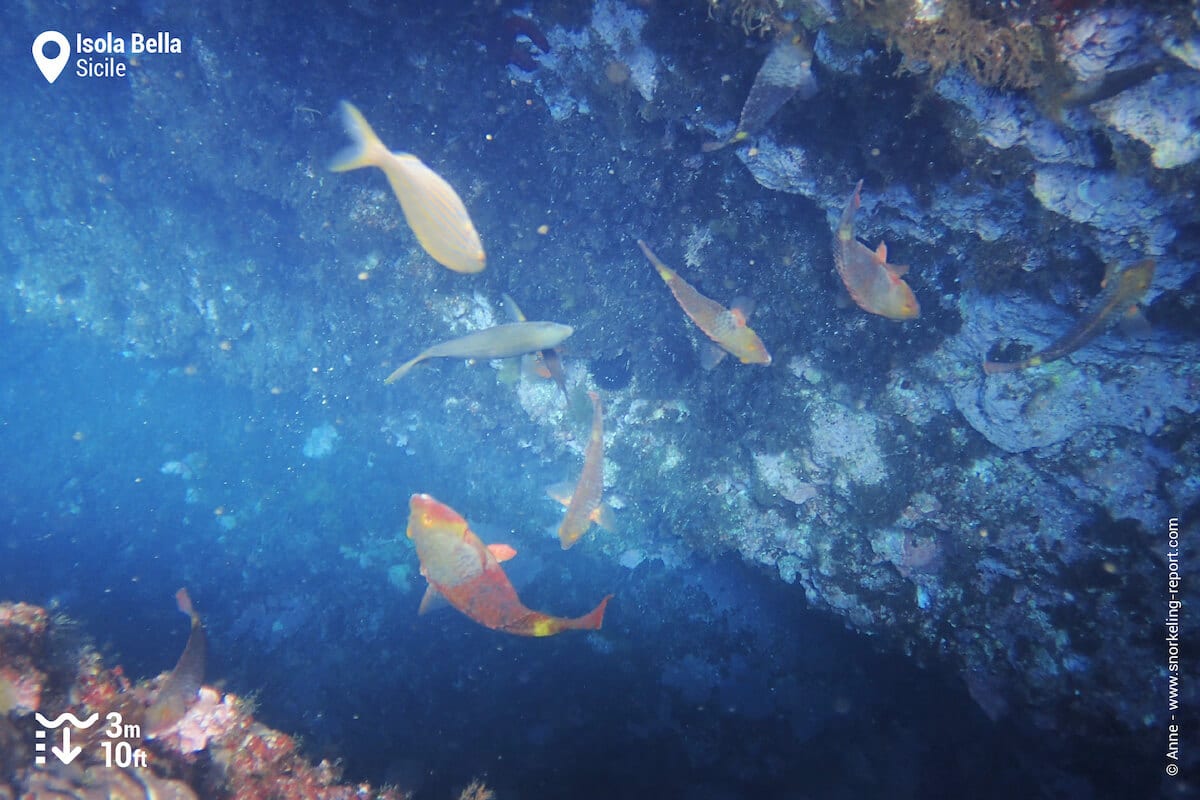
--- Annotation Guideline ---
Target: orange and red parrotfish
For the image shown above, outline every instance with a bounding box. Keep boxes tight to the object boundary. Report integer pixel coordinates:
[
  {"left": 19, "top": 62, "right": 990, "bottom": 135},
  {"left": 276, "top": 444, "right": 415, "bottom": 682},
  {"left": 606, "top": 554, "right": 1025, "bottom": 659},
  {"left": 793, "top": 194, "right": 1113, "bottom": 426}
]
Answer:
[
  {"left": 557, "top": 392, "right": 607, "bottom": 549},
  {"left": 406, "top": 494, "right": 611, "bottom": 636},
  {"left": 331, "top": 101, "right": 486, "bottom": 274},
  {"left": 983, "top": 259, "right": 1156, "bottom": 374},
  {"left": 833, "top": 180, "right": 920, "bottom": 321},
  {"left": 638, "top": 240, "right": 772, "bottom": 367},
  {"left": 145, "top": 588, "right": 207, "bottom": 738}
]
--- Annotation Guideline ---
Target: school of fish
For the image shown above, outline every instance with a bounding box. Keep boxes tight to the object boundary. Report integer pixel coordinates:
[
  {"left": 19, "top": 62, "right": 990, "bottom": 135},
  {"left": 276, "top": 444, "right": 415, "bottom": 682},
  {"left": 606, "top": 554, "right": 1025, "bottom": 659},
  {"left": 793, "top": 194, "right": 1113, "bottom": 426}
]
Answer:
[{"left": 326, "top": 48, "right": 1157, "bottom": 636}]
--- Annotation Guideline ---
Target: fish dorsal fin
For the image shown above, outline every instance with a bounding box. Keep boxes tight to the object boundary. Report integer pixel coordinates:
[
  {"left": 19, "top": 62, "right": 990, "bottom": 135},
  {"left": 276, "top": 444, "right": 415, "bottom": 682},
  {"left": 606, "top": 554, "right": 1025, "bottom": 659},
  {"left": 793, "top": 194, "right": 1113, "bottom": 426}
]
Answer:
[
  {"left": 1100, "top": 262, "right": 1118, "bottom": 289},
  {"left": 546, "top": 480, "right": 574, "bottom": 507},
  {"left": 888, "top": 262, "right": 910, "bottom": 278},
  {"left": 418, "top": 584, "right": 448, "bottom": 615},
  {"left": 488, "top": 543, "right": 517, "bottom": 563},
  {"left": 501, "top": 293, "right": 527, "bottom": 322},
  {"left": 874, "top": 242, "right": 889, "bottom": 264},
  {"left": 1119, "top": 306, "right": 1152, "bottom": 338},
  {"left": 594, "top": 502, "right": 618, "bottom": 532}
]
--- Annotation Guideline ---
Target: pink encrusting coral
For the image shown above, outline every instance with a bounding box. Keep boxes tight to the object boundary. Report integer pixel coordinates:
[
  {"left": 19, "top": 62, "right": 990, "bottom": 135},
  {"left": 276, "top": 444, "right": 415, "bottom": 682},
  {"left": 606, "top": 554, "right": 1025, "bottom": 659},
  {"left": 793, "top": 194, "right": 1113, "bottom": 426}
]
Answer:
[{"left": 0, "top": 601, "right": 411, "bottom": 800}]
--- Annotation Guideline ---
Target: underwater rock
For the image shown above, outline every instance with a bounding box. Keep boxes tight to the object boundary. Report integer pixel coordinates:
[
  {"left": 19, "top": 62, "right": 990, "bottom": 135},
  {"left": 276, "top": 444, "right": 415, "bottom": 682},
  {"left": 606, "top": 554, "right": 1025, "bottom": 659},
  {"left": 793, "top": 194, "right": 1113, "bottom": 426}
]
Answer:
[
  {"left": 1056, "top": 8, "right": 1147, "bottom": 84},
  {"left": 937, "top": 291, "right": 1200, "bottom": 453},
  {"left": 1031, "top": 165, "right": 1176, "bottom": 256},
  {"left": 1091, "top": 71, "right": 1200, "bottom": 169},
  {"left": 518, "top": 0, "right": 660, "bottom": 119},
  {"left": 753, "top": 451, "right": 821, "bottom": 506},
  {"left": 935, "top": 70, "right": 1095, "bottom": 166},
  {"left": 0, "top": 601, "right": 408, "bottom": 800},
  {"left": 808, "top": 398, "right": 889, "bottom": 488}
]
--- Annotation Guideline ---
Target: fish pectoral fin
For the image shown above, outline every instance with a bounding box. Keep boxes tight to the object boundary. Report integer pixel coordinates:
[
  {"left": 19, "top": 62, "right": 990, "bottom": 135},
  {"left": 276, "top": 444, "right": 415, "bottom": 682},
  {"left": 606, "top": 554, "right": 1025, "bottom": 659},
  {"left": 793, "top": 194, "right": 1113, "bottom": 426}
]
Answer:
[
  {"left": 546, "top": 480, "right": 574, "bottom": 506},
  {"left": 1100, "top": 261, "right": 1118, "bottom": 289},
  {"left": 1119, "top": 307, "right": 1152, "bottom": 338},
  {"left": 418, "top": 584, "right": 448, "bottom": 615},
  {"left": 594, "top": 502, "right": 618, "bottom": 532},
  {"left": 487, "top": 543, "right": 518, "bottom": 563},
  {"left": 700, "top": 343, "right": 729, "bottom": 370},
  {"left": 729, "top": 296, "right": 756, "bottom": 321}
]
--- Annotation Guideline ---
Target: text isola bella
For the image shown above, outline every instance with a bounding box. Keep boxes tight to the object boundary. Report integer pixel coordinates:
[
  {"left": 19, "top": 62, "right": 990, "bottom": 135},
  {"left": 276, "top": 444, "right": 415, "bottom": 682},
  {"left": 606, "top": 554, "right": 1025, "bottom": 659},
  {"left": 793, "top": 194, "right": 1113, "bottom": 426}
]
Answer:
[{"left": 75, "top": 32, "right": 182, "bottom": 79}]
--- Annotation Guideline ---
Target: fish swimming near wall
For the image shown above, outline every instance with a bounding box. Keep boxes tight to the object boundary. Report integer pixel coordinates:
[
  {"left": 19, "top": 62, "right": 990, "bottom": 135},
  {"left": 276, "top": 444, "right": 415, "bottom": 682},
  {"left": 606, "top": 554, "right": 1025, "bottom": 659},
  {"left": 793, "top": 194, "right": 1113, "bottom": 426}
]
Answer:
[
  {"left": 547, "top": 481, "right": 616, "bottom": 534},
  {"left": 331, "top": 101, "right": 486, "bottom": 274},
  {"left": 833, "top": 180, "right": 920, "bottom": 320},
  {"left": 406, "top": 494, "right": 612, "bottom": 636},
  {"left": 557, "top": 391, "right": 607, "bottom": 549},
  {"left": 639, "top": 240, "right": 771, "bottom": 367},
  {"left": 385, "top": 321, "right": 574, "bottom": 383},
  {"left": 983, "top": 259, "right": 1156, "bottom": 374},
  {"left": 502, "top": 293, "right": 569, "bottom": 397},
  {"left": 702, "top": 33, "right": 817, "bottom": 152},
  {"left": 145, "top": 588, "right": 207, "bottom": 738}
]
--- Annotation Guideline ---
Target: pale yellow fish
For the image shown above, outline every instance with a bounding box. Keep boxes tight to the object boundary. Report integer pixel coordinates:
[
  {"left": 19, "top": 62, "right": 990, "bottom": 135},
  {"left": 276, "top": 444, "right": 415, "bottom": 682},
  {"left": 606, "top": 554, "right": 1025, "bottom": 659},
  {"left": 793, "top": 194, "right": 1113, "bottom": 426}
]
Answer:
[
  {"left": 385, "top": 321, "right": 574, "bottom": 383},
  {"left": 331, "top": 101, "right": 486, "bottom": 274}
]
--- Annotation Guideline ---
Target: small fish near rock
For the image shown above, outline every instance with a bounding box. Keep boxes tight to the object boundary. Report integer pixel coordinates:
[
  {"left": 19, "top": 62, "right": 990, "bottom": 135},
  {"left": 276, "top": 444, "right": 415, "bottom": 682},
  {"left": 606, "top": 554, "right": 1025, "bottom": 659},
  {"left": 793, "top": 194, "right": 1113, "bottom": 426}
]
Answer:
[
  {"left": 833, "top": 180, "right": 920, "bottom": 321},
  {"left": 703, "top": 31, "right": 818, "bottom": 152},
  {"left": 556, "top": 391, "right": 609, "bottom": 549},
  {"left": 983, "top": 258, "right": 1155, "bottom": 374},
  {"left": 639, "top": 240, "right": 771, "bottom": 367}
]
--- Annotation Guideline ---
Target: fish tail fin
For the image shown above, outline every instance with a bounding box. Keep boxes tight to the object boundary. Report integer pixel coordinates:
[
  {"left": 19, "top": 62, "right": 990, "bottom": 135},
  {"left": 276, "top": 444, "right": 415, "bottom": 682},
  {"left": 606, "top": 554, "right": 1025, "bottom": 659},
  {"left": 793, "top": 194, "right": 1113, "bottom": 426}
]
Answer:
[
  {"left": 570, "top": 594, "right": 612, "bottom": 631},
  {"left": 330, "top": 101, "right": 388, "bottom": 172},
  {"left": 637, "top": 240, "right": 674, "bottom": 283},
  {"left": 384, "top": 355, "right": 424, "bottom": 384},
  {"left": 175, "top": 588, "right": 195, "bottom": 620}
]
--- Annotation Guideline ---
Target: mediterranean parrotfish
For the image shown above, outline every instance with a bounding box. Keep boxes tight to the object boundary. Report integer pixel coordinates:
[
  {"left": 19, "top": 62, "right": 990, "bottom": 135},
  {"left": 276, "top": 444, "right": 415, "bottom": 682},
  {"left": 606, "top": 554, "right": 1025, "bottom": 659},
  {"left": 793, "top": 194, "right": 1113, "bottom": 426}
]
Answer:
[
  {"left": 501, "top": 293, "right": 569, "bottom": 397},
  {"left": 145, "top": 588, "right": 207, "bottom": 738},
  {"left": 983, "top": 258, "right": 1156, "bottom": 374},
  {"left": 385, "top": 321, "right": 574, "bottom": 383},
  {"left": 833, "top": 180, "right": 920, "bottom": 321},
  {"left": 638, "top": 240, "right": 772, "bottom": 367},
  {"left": 557, "top": 391, "right": 607, "bottom": 549},
  {"left": 331, "top": 101, "right": 486, "bottom": 274},
  {"left": 546, "top": 481, "right": 617, "bottom": 535},
  {"left": 702, "top": 31, "right": 818, "bottom": 153},
  {"left": 406, "top": 494, "right": 612, "bottom": 636}
]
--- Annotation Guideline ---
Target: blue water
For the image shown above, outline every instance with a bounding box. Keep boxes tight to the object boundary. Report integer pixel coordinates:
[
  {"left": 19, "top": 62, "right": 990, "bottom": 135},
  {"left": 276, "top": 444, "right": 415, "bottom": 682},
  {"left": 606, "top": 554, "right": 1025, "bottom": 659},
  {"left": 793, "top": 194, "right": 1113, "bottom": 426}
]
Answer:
[{"left": 3, "top": 1, "right": 1193, "bottom": 798}]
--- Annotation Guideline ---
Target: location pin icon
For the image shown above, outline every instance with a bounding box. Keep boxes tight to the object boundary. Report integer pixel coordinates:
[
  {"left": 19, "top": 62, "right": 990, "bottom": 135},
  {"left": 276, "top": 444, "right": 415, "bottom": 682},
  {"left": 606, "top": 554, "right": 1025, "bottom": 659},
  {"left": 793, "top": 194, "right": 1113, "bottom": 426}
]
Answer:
[{"left": 33, "top": 31, "right": 70, "bottom": 84}]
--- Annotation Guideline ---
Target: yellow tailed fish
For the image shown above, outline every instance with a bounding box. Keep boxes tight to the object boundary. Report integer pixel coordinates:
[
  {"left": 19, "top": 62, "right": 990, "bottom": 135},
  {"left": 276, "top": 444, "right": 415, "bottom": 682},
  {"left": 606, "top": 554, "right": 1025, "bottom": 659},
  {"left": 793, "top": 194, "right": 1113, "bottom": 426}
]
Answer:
[
  {"left": 984, "top": 259, "right": 1156, "bottom": 374},
  {"left": 639, "top": 240, "right": 771, "bottom": 367},
  {"left": 331, "top": 101, "right": 485, "bottom": 274},
  {"left": 703, "top": 33, "right": 817, "bottom": 152}
]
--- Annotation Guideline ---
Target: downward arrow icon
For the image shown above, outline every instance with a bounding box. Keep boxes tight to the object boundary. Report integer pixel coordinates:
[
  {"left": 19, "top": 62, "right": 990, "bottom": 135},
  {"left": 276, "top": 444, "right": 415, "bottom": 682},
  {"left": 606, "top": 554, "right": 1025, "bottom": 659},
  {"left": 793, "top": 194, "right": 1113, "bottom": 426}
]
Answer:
[{"left": 52, "top": 727, "right": 82, "bottom": 765}]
